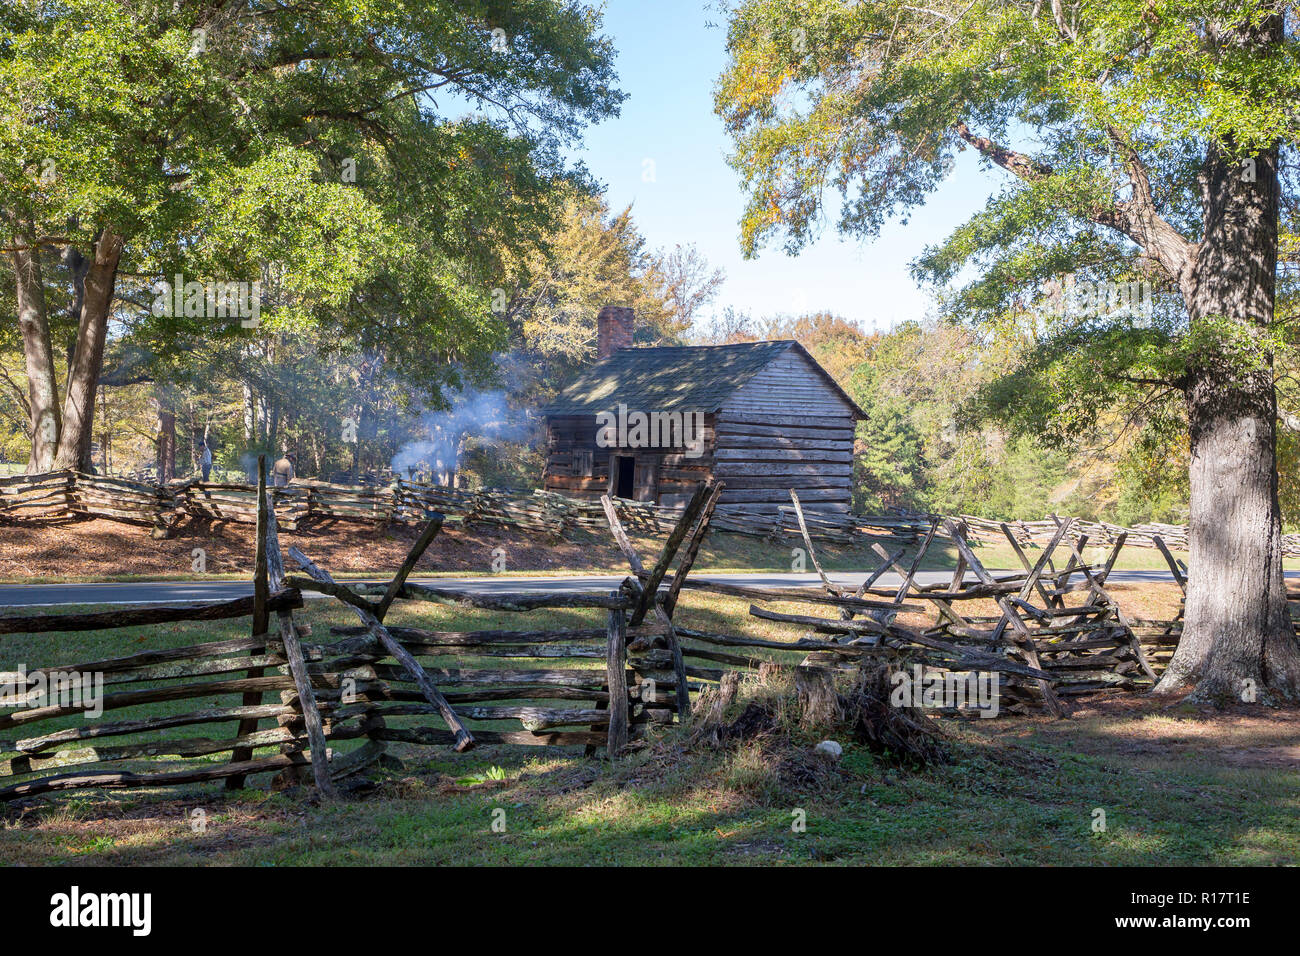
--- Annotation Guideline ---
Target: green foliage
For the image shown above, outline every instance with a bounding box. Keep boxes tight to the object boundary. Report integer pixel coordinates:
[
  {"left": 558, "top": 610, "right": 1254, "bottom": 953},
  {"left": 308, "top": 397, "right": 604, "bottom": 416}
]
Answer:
[
  {"left": 853, "top": 393, "right": 925, "bottom": 512},
  {"left": 455, "top": 765, "right": 508, "bottom": 786},
  {"left": 716, "top": 0, "right": 1292, "bottom": 259},
  {"left": 714, "top": 0, "right": 1300, "bottom": 533},
  {"left": 827, "top": 318, "right": 1189, "bottom": 522},
  {"left": 500, "top": 185, "right": 716, "bottom": 406},
  {"left": 1, "top": 0, "right": 625, "bottom": 469}
]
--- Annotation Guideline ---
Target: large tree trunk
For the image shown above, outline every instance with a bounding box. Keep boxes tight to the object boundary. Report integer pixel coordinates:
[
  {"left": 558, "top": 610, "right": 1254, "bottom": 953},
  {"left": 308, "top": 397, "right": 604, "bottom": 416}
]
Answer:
[
  {"left": 54, "top": 228, "right": 123, "bottom": 471},
  {"left": 9, "top": 226, "right": 61, "bottom": 473},
  {"left": 1155, "top": 118, "right": 1300, "bottom": 702},
  {"left": 156, "top": 405, "right": 176, "bottom": 482},
  {"left": 1166, "top": 365, "right": 1300, "bottom": 703}
]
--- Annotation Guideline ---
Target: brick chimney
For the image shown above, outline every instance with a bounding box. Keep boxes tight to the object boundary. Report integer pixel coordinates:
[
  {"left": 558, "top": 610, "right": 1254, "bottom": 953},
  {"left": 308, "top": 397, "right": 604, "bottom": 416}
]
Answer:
[{"left": 596, "top": 305, "right": 634, "bottom": 359}]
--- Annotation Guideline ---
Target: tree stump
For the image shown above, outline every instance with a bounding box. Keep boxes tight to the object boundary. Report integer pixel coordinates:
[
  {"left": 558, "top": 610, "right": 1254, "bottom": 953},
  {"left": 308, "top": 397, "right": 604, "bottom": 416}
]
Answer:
[{"left": 795, "top": 665, "right": 842, "bottom": 729}]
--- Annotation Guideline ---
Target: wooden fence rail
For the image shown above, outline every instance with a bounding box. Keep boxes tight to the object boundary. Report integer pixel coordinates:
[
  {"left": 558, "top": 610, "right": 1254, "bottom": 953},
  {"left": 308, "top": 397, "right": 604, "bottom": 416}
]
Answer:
[
  {"left": 0, "top": 474, "right": 729, "bottom": 802},
  {"left": 6, "top": 469, "right": 1292, "bottom": 553},
  {"left": 2, "top": 473, "right": 1264, "bottom": 802},
  {"left": 648, "top": 496, "right": 1201, "bottom": 716}
]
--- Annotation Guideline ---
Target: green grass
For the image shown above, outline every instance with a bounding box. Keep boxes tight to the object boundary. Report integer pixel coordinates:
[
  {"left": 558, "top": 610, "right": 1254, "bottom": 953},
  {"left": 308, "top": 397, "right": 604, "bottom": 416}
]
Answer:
[
  {"left": 3, "top": 703, "right": 1295, "bottom": 866},
  {"left": 2, "top": 593, "right": 1296, "bottom": 866}
]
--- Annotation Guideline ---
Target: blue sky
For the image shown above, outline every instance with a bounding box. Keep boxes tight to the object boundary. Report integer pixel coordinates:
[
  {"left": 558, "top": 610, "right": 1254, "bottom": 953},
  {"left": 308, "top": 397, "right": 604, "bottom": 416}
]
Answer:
[{"left": 571, "top": 1, "right": 1001, "bottom": 335}]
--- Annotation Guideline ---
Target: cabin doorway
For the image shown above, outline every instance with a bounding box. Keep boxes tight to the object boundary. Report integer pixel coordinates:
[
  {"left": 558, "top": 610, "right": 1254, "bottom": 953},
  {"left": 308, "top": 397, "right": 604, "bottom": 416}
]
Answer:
[{"left": 613, "top": 455, "right": 635, "bottom": 499}]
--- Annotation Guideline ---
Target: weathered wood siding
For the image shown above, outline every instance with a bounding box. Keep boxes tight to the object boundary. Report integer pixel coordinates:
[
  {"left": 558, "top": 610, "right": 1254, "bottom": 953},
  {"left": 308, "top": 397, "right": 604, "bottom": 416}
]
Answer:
[
  {"left": 543, "top": 414, "right": 716, "bottom": 506},
  {"left": 713, "top": 349, "right": 856, "bottom": 512},
  {"left": 542, "top": 346, "right": 859, "bottom": 512}
]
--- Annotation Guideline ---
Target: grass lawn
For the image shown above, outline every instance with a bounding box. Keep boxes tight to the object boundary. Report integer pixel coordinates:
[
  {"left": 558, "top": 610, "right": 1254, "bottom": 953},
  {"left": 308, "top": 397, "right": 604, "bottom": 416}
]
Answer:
[{"left": 1, "top": 585, "right": 1296, "bottom": 866}]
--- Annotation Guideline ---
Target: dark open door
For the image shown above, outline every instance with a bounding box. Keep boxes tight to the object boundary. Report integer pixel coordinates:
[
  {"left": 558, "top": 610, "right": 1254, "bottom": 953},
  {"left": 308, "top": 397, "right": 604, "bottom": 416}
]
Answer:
[{"left": 613, "top": 455, "right": 635, "bottom": 499}]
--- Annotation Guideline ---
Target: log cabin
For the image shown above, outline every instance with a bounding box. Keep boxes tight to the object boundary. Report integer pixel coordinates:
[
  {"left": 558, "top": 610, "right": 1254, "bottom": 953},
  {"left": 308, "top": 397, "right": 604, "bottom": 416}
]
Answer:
[{"left": 542, "top": 306, "right": 865, "bottom": 511}]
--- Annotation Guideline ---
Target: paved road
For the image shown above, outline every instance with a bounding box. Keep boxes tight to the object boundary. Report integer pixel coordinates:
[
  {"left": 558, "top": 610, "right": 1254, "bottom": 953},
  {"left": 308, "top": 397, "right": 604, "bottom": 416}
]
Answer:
[{"left": 0, "top": 568, "right": 1204, "bottom": 608}]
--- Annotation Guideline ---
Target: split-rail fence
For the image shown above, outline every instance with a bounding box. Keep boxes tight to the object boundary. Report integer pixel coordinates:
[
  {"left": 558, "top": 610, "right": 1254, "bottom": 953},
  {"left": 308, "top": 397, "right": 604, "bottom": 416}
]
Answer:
[{"left": 0, "top": 477, "right": 1264, "bottom": 804}]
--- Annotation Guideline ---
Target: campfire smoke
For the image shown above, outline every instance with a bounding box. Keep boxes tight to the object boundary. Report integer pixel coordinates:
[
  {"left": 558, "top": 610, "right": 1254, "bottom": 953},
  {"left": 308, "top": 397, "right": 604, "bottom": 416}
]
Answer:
[{"left": 390, "top": 389, "right": 528, "bottom": 486}]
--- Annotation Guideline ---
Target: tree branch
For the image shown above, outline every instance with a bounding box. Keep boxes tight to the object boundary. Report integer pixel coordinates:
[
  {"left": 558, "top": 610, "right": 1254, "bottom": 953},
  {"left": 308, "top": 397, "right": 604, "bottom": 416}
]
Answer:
[
  {"left": 954, "top": 120, "right": 1196, "bottom": 286},
  {"left": 0, "top": 365, "right": 31, "bottom": 422},
  {"left": 1103, "top": 126, "right": 1196, "bottom": 284},
  {"left": 955, "top": 121, "right": 1053, "bottom": 179}
]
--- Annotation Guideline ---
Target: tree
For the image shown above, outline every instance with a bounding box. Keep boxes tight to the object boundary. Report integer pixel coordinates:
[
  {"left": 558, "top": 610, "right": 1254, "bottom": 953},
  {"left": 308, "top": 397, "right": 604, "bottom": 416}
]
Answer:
[
  {"left": 716, "top": 0, "right": 1300, "bottom": 703},
  {"left": 499, "top": 186, "right": 693, "bottom": 403},
  {"left": 646, "top": 243, "right": 726, "bottom": 335},
  {"left": 851, "top": 390, "right": 926, "bottom": 511},
  {"left": 1, "top": 0, "right": 622, "bottom": 472}
]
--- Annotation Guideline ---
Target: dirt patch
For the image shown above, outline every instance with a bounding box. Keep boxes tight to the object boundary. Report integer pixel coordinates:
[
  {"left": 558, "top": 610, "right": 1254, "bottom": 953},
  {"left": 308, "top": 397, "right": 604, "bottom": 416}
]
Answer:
[
  {"left": 0, "top": 515, "right": 636, "bottom": 579},
  {"left": 1104, "top": 581, "right": 1185, "bottom": 621}
]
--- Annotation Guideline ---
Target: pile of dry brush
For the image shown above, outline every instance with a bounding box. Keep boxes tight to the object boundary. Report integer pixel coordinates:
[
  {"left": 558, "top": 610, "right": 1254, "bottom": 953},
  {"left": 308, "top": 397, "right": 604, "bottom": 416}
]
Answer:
[{"left": 686, "top": 661, "right": 949, "bottom": 768}]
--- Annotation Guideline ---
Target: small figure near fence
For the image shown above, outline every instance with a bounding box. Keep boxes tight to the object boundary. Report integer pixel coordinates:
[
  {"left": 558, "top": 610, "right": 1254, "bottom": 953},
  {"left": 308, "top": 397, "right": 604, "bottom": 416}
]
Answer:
[
  {"left": 272, "top": 452, "right": 297, "bottom": 487},
  {"left": 199, "top": 440, "right": 213, "bottom": 482}
]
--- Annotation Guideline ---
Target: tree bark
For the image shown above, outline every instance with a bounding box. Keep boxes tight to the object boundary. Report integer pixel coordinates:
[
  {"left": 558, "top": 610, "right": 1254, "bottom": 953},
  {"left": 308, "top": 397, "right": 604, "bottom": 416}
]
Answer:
[
  {"left": 9, "top": 226, "right": 61, "bottom": 473},
  {"left": 948, "top": 9, "right": 1299, "bottom": 705},
  {"left": 54, "top": 228, "right": 123, "bottom": 471},
  {"left": 268, "top": 401, "right": 280, "bottom": 453},
  {"left": 156, "top": 405, "right": 176, "bottom": 482},
  {"left": 242, "top": 379, "right": 256, "bottom": 443},
  {"left": 100, "top": 386, "right": 112, "bottom": 474},
  {"left": 1154, "top": 80, "right": 1300, "bottom": 702},
  {"left": 1164, "top": 360, "right": 1300, "bottom": 703}
]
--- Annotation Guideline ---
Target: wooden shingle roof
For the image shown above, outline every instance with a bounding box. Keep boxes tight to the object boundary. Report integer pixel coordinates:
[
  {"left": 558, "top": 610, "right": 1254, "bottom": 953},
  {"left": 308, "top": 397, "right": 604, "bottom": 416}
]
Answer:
[{"left": 543, "top": 340, "right": 865, "bottom": 418}]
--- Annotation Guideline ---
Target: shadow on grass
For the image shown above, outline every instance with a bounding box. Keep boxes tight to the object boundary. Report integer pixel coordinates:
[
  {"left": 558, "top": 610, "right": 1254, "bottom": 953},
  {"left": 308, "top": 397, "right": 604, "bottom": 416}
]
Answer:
[{"left": 6, "top": 697, "right": 1297, "bottom": 866}]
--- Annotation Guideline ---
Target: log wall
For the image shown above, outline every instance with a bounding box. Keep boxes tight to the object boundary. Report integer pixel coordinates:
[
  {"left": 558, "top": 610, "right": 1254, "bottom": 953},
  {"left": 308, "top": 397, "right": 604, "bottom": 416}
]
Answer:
[
  {"left": 541, "top": 347, "right": 860, "bottom": 513},
  {"left": 713, "top": 349, "right": 858, "bottom": 513},
  {"left": 542, "top": 414, "right": 716, "bottom": 507}
]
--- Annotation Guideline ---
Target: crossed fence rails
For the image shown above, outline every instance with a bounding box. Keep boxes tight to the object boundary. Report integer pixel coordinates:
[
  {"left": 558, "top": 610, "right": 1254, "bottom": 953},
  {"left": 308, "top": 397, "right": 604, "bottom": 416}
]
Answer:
[
  {"left": 4, "top": 469, "right": 1271, "bottom": 551},
  {"left": 0, "top": 476, "right": 1214, "bottom": 804}
]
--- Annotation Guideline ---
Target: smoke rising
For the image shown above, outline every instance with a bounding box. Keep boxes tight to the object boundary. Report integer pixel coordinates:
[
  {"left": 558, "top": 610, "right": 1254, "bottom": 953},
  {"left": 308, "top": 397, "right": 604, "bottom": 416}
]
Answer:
[{"left": 390, "top": 388, "right": 529, "bottom": 483}]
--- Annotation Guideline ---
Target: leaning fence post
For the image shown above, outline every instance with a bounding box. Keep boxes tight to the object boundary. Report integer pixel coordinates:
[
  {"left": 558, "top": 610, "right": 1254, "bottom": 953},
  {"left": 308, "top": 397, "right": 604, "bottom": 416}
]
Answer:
[
  {"left": 276, "top": 611, "right": 337, "bottom": 797},
  {"left": 600, "top": 495, "right": 692, "bottom": 717},
  {"left": 605, "top": 592, "right": 629, "bottom": 757},
  {"left": 288, "top": 546, "right": 475, "bottom": 752},
  {"left": 662, "top": 481, "right": 724, "bottom": 616}
]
